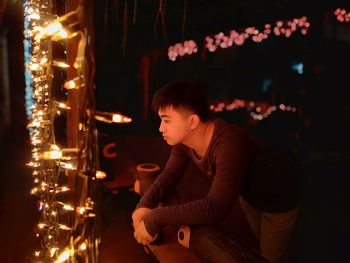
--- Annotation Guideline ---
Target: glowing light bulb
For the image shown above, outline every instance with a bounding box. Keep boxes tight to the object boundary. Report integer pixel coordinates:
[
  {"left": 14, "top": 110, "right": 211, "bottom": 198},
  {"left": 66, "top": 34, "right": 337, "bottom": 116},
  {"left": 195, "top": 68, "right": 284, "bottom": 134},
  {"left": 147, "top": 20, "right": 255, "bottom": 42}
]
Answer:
[
  {"left": 51, "top": 29, "right": 68, "bottom": 41},
  {"left": 64, "top": 204, "right": 74, "bottom": 211},
  {"left": 50, "top": 247, "right": 58, "bottom": 257},
  {"left": 27, "top": 162, "right": 40, "bottom": 167},
  {"left": 46, "top": 22, "right": 63, "bottom": 35},
  {"left": 96, "top": 170, "right": 107, "bottom": 179},
  {"left": 55, "top": 250, "right": 70, "bottom": 263},
  {"left": 28, "top": 13, "right": 40, "bottom": 20},
  {"left": 64, "top": 80, "right": 77, "bottom": 89},
  {"left": 77, "top": 207, "right": 86, "bottom": 214},
  {"left": 122, "top": 117, "right": 132, "bottom": 122},
  {"left": 59, "top": 224, "right": 72, "bottom": 231},
  {"left": 29, "top": 63, "right": 40, "bottom": 71},
  {"left": 79, "top": 242, "right": 87, "bottom": 251},
  {"left": 95, "top": 111, "right": 133, "bottom": 124},
  {"left": 56, "top": 186, "right": 70, "bottom": 193},
  {"left": 40, "top": 150, "right": 62, "bottom": 160},
  {"left": 57, "top": 103, "right": 71, "bottom": 110},
  {"left": 31, "top": 188, "right": 38, "bottom": 195},
  {"left": 40, "top": 57, "right": 48, "bottom": 64},
  {"left": 112, "top": 114, "right": 121, "bottom": 122},
  {"left": 59, "top": 162, "right": 77, "bottom": 170},
  {"left": 52, "top": 61, "right": 70, "bottom": 68}
]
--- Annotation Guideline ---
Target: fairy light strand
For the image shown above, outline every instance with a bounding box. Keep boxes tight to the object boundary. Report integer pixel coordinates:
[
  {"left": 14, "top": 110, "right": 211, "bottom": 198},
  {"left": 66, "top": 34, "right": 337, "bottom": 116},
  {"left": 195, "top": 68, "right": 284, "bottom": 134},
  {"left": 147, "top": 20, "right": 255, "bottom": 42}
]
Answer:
[
  {"left": 168, "top": 16, "right": 310, "bottom": 61},
  {"left": 24, "top": 1, "right": 61, "bottom": 257},
  {"left": 23, "top": 0, "right": 102, "bottom": 262},
  {"left": 168, "top": 6, "right": 349, "bottom": 61},
  {"left": 334, "top": 8, "right": 350, "bottom": 22}
]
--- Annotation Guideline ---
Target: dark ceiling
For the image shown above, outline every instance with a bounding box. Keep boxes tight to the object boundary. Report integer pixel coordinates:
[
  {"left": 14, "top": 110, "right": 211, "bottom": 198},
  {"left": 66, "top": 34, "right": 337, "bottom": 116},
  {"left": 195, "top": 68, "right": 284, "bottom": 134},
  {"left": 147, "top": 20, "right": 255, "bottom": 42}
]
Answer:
[{"left": 94, "top": 0, "right": 349, "bottom": 47}]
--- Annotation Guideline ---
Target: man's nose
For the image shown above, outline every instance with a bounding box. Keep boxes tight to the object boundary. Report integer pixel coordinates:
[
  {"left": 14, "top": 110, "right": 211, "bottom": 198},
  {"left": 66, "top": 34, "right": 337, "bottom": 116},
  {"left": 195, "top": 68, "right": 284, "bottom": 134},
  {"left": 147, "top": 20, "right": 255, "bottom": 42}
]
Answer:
[{"left": 159, "top": 122, "right": 164, "bottom": 133}]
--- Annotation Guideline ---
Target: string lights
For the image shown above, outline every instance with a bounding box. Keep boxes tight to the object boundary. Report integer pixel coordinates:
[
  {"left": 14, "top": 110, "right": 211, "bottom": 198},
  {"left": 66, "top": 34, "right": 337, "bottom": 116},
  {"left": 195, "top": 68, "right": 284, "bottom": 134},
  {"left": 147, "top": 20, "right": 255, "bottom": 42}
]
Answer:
[
  {"left": 167, "top": 40, "right": 198, "bottom": 61},
  {"left": 168, "top": 6, "right": 349, "bottom": 61},
  {"left": 94, "top": 111, "right": 132, "bottom": 124},
  {"left": 23, "top": 0, "right": 103, "bottom": 262},
  {"left": 210, "top": 99, "right": 297, "bottom": 121},
  {"left": 334, "top": 8, "right": 350, "bottom": 22},
  {"left": 168, "top": 16, "right": 310, "bottom": 61}
]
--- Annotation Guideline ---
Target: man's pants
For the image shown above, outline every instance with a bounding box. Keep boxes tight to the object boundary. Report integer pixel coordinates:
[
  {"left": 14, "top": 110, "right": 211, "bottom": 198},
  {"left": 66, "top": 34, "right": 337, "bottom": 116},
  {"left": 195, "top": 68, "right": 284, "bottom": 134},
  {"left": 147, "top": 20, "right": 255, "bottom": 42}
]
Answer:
[{"left": 239, "top": 196, "right": 299, "bottom": 263}]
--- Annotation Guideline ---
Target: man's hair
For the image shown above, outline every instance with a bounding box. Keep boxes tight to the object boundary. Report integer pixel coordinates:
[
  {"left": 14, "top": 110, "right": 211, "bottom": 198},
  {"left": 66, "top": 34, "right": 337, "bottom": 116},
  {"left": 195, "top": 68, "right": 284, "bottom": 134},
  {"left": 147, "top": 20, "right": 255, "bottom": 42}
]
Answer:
[{"left": 152, "top": 79, "right": 212, "bottom": 121}]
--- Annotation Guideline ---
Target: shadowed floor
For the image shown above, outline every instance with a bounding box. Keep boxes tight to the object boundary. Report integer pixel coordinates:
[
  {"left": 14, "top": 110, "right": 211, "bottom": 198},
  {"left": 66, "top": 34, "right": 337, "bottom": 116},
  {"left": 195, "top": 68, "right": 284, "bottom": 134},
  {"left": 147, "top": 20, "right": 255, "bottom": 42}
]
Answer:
[{"left": 0, "top": 138, "right": 156, "bottom": 263}]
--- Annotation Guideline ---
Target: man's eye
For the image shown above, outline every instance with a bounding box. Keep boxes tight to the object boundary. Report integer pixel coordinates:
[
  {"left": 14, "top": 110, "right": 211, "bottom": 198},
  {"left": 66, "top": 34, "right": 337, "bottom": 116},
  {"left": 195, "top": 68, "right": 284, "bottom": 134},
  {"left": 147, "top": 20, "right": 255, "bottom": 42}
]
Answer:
[{"left": 163, "top": 120, "right": 170, "bottom": 124}]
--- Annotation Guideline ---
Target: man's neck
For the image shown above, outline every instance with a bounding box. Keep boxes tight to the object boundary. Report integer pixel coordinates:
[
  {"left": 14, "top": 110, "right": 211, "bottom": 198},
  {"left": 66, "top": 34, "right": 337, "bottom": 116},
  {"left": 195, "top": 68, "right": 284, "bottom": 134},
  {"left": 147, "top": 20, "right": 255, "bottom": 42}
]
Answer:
[{"left": 184, "top": 120, "right": 214, "bottom": 159}]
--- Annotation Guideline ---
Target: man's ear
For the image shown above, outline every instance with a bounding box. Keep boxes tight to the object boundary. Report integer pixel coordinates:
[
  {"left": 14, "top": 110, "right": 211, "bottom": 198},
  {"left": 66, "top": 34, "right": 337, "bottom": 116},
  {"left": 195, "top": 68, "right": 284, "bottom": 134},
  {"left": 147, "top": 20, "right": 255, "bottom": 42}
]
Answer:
[{"left": 189, "top": 114, "right": 200, "bottom": 130}]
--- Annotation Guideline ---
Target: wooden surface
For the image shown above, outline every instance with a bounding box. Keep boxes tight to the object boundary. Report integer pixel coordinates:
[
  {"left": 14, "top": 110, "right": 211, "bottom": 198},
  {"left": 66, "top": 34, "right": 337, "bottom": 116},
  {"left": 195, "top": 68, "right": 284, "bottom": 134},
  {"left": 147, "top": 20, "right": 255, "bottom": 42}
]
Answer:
[
  {"left": 146, "top": 226, "right": 201, "bottom": 263},
  {"left": 145, "top": 225, "right": 270, "bottom": 263},
  {"left": 189, "top": 226, "right": 270, "bottom": 263}
]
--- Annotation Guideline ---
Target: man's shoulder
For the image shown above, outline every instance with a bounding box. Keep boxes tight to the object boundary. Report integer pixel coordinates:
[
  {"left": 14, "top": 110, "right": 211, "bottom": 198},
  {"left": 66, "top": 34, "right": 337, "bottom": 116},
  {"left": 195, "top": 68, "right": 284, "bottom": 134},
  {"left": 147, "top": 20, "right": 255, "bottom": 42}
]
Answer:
[{"left": 214, "top": 118, "right": 248, "bottom": 139}]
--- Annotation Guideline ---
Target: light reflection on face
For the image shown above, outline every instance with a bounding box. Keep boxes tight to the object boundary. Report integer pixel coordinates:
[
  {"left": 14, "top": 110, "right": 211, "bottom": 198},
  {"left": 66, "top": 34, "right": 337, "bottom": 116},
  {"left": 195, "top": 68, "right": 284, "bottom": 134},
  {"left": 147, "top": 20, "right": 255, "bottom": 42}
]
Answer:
[{"left": 158, "top": 106, "right": 191, "bottom": 145}]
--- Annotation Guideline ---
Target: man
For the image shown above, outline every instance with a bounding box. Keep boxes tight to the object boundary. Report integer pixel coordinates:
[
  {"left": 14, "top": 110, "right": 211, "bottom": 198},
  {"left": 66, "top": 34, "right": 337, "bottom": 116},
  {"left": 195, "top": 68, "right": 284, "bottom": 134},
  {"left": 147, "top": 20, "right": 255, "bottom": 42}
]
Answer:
[{"left": 132, "top": 80, "right": 301, "bottom": 262}]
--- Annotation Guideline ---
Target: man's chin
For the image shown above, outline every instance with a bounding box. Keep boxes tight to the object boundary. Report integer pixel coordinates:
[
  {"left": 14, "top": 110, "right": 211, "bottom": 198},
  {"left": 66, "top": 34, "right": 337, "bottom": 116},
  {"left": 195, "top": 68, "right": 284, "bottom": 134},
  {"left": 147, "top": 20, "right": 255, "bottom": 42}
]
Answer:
[
  {"left": 164, "top": 138, "right": 176, "bottom": 146},
  {"left": 166, "top": 140, "right": 175, "bottom": 146}
]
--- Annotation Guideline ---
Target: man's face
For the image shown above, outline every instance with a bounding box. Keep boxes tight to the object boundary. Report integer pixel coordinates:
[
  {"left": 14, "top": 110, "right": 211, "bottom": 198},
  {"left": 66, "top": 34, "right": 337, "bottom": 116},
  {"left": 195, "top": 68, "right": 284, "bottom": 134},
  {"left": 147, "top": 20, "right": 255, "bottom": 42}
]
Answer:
[{"left": 158, "top": 106, "right": 192, "bottom": 145}]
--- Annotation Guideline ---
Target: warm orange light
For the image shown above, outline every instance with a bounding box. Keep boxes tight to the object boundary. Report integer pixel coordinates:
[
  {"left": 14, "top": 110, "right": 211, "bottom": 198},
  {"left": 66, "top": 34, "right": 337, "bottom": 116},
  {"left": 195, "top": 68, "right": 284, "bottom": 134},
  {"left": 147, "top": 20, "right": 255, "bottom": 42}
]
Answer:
[
  {"left": 79, "top": 242, "right": 87, "bottom": 251},
  {"left": 46, "top": 22, "right": 63, "bottom": 35},
  {"left": 94, "top": 111, "right": 133, "bottom": 124},
  {"left": 57, "top": 102, "right": 71, "bottom": 110},
  {"left": 29, "top": 63, "right": 40, "bottom": 71},
  {"left": 58, "top": 224, "right": 72, "bottom": 231},
  {"left": 112, "top": 114, "right": 132, "bottom": 123},
  {"left": 41, "top": 150, "right": 62, "bottom": 159},
  {"left": 96, "top": 170, "right": 107, "bottom": 179},
  {"left": 53, "top": 61, "right": 70, "bottom": 68},
  {"left": 50, "top": 29, "right": 68, "bottom": 41},
  {"left": 55, "top": 250, "right": 70, "bottom": 263},
  {"left": 40, "top": 147, "right": 78, "bottom": 160},
  {"left": 64, "top": 80, "right": 77, "bottom": 89}
]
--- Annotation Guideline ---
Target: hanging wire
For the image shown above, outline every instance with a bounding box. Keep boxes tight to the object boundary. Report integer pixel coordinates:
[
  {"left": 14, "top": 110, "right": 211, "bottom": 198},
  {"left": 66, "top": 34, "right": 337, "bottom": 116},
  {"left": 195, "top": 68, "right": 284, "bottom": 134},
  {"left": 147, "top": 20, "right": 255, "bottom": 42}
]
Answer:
[
  {"left": 121, "top": 0, "right": 128, "bottom": 56},
  {"left": 112, "top": 0, "right": 119, "bottom": 22},
  {"left": 181, "top": 0, "right": 187, "bottom": 41},
  {"left": 153, "top": 0, "right": 168, "bottom": 44},
  {"left": 0, "top": 0, "right": 8, "bottom": 23},
  {"left": 132, "top": 0, "right": 138, "bottom": 24}
]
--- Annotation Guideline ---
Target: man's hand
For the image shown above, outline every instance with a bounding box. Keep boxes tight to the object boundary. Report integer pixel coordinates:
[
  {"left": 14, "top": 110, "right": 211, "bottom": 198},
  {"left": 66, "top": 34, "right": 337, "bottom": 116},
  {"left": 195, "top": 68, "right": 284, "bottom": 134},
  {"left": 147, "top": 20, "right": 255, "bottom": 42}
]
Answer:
[
  {"left": 132, "top": 207, "right": 151, "bottom": 230},
  {"left": 134, "top": 220, "right": 158, "bottom": 245}
]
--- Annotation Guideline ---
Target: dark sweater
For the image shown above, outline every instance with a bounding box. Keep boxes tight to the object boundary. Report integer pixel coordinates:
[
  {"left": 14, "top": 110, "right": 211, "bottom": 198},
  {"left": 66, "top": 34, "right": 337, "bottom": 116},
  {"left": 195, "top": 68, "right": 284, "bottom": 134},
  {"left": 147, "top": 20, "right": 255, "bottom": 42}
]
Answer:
[{"left": 137, "top": 118, "right": 301, "bottom": 236}]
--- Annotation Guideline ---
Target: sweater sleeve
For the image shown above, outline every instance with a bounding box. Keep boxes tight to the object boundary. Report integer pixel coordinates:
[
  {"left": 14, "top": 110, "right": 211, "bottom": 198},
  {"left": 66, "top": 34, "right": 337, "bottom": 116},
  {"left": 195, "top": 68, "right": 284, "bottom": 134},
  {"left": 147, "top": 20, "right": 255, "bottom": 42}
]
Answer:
[
  {"left": 136, "top": 144, "right": 190, "bottom": 210},
  {"left": 143, "top": 133, "right": 251, "bottom": 236}
]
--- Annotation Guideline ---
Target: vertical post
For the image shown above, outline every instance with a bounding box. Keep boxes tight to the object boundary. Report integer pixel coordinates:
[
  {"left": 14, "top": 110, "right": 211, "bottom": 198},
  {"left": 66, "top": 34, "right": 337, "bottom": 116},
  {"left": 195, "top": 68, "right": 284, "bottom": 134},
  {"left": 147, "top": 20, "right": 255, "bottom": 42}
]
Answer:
[
  {"left": 0, "top": 0, "right": 8, "bottom": 23},
  {"left": 0, "top": 28, "right": 10, "bottom": 141},
  {"left": 65, "top": 0, "right": 81, "bottom": 196},
  {"left": 66, "top": 0, "right": 80, "bottom": 149}
]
